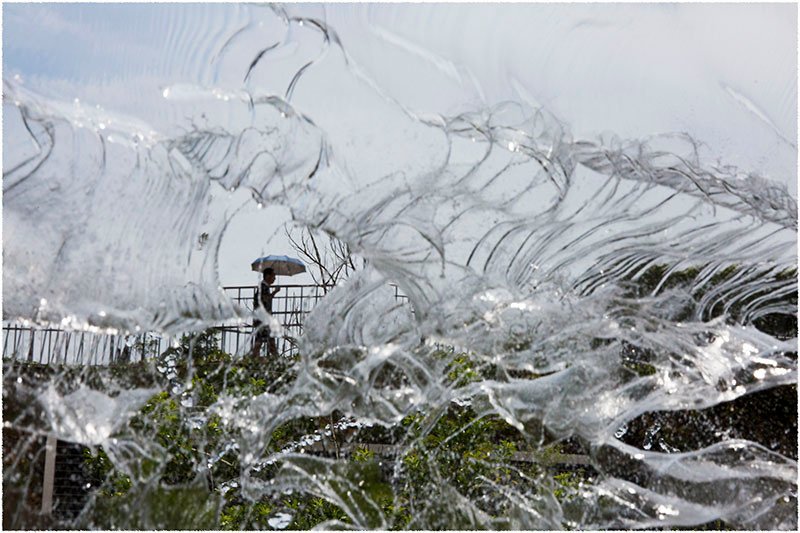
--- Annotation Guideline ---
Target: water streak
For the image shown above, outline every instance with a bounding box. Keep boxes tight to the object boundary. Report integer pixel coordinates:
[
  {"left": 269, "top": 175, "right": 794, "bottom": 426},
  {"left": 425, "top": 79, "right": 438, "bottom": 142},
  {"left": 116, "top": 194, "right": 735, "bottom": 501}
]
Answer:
[{"left": 3, "top": 4, "right": 796, "bottom": 530}]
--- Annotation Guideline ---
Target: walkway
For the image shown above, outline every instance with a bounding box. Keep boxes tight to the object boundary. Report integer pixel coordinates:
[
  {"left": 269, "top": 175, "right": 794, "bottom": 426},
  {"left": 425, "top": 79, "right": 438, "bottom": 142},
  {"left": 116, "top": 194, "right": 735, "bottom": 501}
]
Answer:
[{"left": 3, "top": 284, "right": 409, "bottom": 365}]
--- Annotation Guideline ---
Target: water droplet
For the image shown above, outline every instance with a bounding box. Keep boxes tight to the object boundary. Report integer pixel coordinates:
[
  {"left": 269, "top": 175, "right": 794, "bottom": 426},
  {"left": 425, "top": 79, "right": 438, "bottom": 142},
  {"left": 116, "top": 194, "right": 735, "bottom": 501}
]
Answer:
[{"left": 268, "top": 512, "right": 293, "bottom": 529}]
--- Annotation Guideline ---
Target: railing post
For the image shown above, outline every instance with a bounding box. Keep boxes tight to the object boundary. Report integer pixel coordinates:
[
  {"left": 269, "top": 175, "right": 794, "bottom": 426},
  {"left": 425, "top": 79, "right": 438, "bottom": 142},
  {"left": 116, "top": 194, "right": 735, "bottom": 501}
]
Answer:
[
  {"left": 63, "top": 331, "right": 70, "bottom": 364},
  {"left": 41, "top": 434, "right": 57, "bottom": 514},
  {"left": 39, "top": 331, "right": 47, "bottom": 364},
  {"left": 27, "top": 330, "right": 35, "bottom": 363},
  {"left": 2, "top": 328, "right": 9, "bottom": 360}
]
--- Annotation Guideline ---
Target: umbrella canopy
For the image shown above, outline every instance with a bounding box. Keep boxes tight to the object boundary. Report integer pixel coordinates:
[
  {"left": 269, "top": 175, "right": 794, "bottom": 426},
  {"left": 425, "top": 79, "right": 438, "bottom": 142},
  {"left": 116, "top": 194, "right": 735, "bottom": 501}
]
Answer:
[{"left": 251, "top": 255, "right": 306, "bottom": 276}]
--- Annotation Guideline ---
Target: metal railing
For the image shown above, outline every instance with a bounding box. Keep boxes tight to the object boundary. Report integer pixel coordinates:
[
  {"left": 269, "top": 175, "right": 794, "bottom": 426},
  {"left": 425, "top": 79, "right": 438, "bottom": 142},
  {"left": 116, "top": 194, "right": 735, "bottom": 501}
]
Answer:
[
  {"left": 214, "top": 284, "right": 329, "bottom": 357},
  {"left": 2, "top": 323, "right": 167, "bottom": 366},
  {"left": 3, "top": 283, "right": 408, "bottom": 366}
]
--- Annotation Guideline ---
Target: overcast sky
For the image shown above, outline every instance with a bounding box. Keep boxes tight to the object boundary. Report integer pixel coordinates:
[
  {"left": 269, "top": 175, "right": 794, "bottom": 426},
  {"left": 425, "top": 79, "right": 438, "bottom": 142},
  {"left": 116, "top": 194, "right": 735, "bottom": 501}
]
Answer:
[{"left": 4, "top": 2, "right": 796, "bottom": 286}]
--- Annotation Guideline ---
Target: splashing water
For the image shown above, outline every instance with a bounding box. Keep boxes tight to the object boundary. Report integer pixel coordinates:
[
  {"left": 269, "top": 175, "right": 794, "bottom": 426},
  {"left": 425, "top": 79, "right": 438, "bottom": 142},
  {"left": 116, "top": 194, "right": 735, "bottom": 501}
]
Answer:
[{"left": 3, "top": 4, "right": 797, "bottom": 530}]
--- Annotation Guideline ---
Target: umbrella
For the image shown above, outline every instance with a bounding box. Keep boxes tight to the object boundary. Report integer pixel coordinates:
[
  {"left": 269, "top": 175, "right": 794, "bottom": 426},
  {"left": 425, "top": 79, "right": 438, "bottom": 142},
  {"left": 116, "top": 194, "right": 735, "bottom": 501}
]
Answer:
[{"left": 251, "top": 255, "right": 306, "bottom": 276}]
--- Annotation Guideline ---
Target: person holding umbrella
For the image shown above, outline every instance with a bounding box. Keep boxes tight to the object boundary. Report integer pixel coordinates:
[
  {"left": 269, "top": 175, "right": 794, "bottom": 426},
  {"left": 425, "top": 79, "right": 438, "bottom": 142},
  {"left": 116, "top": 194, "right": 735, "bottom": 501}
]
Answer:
[
  {"left": 252, "top": 268, "right": 280, "bottom": 357},
  {"left": 250, "top": 255, "right": 306, "bottom": 357}
]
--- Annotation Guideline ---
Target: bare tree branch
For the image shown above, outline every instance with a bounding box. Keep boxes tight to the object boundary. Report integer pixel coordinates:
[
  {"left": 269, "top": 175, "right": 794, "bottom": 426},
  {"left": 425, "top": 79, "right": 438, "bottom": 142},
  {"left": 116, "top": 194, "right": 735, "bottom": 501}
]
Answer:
[{"left": 285, "top": 226, "right": 363, "bottom": 292}]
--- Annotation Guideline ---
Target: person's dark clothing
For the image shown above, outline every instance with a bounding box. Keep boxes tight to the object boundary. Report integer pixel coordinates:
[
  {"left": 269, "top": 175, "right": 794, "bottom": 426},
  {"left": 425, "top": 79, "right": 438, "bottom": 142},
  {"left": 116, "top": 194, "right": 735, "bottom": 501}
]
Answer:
[
  {"left": 259, "top": 281, "right": 275, "bottom": 314},
  {"left": 253, "top": 280, "right": 279, "bottom": 355}
]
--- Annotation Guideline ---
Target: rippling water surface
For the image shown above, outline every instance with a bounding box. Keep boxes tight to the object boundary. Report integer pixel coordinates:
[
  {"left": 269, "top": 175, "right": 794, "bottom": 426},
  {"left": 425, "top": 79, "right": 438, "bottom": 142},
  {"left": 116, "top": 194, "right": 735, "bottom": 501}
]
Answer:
[{"left": 3, "top": 4, "right": 797, "bottom": 530}]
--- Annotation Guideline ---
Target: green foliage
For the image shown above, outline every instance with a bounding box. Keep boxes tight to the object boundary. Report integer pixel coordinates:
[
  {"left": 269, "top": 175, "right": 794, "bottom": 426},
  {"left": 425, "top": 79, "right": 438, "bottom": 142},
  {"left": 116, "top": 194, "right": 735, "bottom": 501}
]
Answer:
[
  {"left": 6, "top": 259, "right": 796, "bottom": 529},
  {"left": 352, "top": 446, "right": 375, "bottom": 463},
  {"left": 552, "top": 470, "right": 584, "bottom": 502},
  {"left": 80, "top": 329, "right": 351, "bottom": 529},
  {"left": 83, "top": 448, "right": 131, "bottom": 496},
  {"left": 81, "top": 349, "right": 524, "bottom": 527},
  {"left": 72, "top": 257, "right": 796, "bottom": 530},
  {"left": 80, "top": 339, "right": 583, "bottom": 530},
  {"left": 621, "top": 359, "right": 657, "bottom": 377},
  {"left": 283, "top": 496, "right": 349, "bottom": 529},
  {"left": 627, "top": 263, "right": 797, "bottom": 338},
  {"left": 445, "top": 353, "right": 482, "bottom": 386},
  {"left": 86, "top": 482, "right": 222, "bottom": 530},
  {"left": 219, "top": 500, "right": 274, "bottom": 530}
]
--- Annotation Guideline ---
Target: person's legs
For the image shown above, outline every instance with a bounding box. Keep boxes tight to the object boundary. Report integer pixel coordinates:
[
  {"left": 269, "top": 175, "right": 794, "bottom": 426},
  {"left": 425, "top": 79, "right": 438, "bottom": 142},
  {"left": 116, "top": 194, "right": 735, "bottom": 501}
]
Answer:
[
  {"left": 267, "top": 335, "right": 278, "bottom": 356},
  {"left": 252, "top": 320, "right": 263, "bottom": 358}
]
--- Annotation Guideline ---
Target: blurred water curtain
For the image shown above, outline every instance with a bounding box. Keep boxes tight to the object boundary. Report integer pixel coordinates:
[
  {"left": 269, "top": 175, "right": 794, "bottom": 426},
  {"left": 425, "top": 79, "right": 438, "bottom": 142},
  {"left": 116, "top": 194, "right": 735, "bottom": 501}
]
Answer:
[{"left": 3, "top": 4, "right": 797, "bottom": 530}]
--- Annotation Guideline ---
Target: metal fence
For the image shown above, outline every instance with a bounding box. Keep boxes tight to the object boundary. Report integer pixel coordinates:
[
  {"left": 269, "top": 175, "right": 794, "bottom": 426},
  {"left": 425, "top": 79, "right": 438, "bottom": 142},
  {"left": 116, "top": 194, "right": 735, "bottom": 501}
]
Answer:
[
  {"left": 3, "top": 283, "right": 408, "bottom": 366},
  {"left": 2, "top": 323, "right": 166, "bottom": 366},
  {"left": 214, "top": 284, "right": 329, "bottom": 357}
]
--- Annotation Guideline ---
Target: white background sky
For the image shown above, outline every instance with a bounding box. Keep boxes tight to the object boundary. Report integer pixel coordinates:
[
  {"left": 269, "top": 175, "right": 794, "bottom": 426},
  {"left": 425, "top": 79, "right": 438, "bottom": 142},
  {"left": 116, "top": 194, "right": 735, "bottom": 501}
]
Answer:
[{"left": 4, "top": 2, "right": 796, "bottom": 287}]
